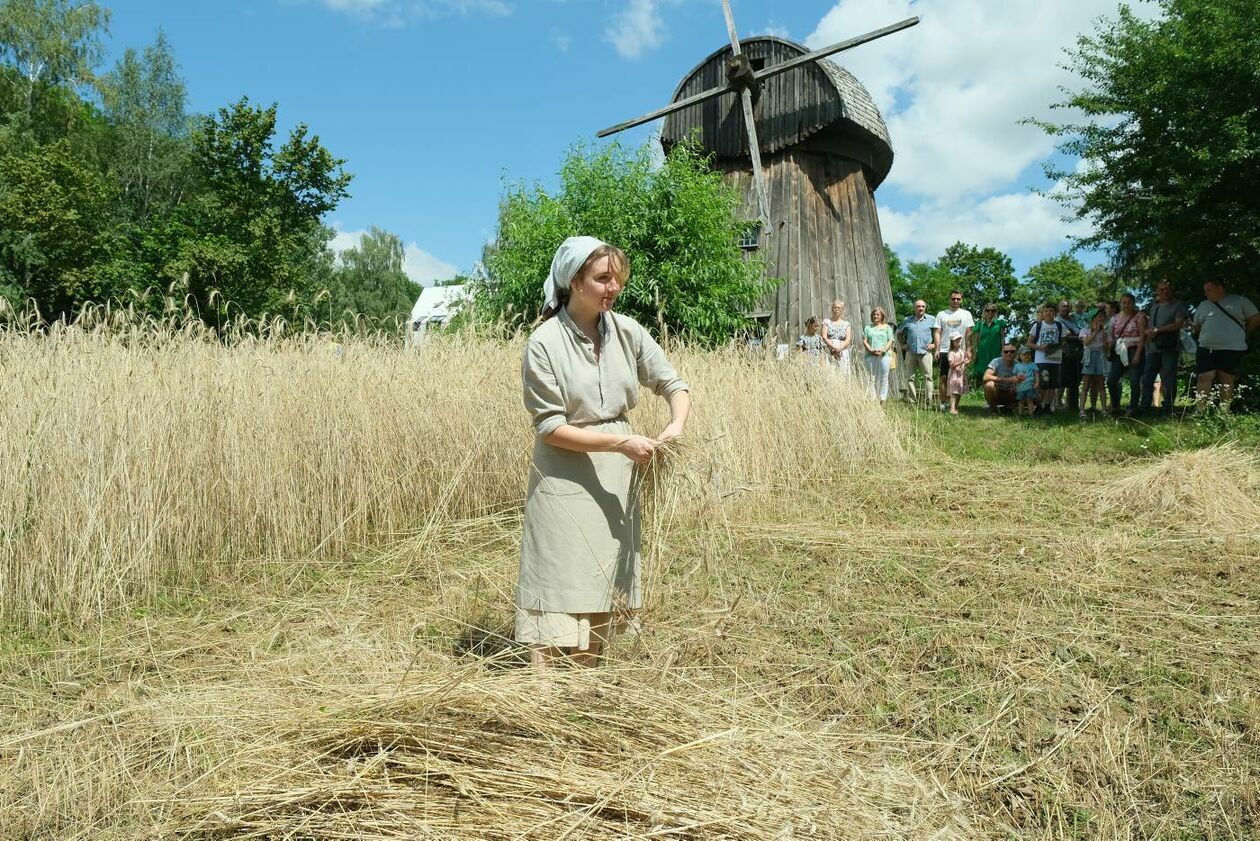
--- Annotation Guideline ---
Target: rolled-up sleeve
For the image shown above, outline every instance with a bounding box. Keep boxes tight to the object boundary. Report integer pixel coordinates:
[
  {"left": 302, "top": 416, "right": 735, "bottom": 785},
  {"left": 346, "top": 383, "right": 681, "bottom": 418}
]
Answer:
[
  {"left": 635, "top": 327, "right": 689, "bottom": 398},
  {"left": 522, "top": 341, "right": 568, "bottom": 438}
]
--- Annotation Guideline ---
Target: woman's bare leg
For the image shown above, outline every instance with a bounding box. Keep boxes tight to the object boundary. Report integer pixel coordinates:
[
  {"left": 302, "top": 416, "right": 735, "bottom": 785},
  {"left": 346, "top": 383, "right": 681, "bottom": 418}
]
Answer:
[
  {"left": 571, "top": 612, "right": 613, "bottom": 667},
  {"left": 530, "top": 645, "right": 564, "bottom": 667}
]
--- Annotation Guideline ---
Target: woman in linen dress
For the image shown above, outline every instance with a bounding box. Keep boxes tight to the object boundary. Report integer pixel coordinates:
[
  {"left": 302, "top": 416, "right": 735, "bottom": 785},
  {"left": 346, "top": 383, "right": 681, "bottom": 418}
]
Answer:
[{"left": 518, "top": 236, "right": 692, "bottom": 667}]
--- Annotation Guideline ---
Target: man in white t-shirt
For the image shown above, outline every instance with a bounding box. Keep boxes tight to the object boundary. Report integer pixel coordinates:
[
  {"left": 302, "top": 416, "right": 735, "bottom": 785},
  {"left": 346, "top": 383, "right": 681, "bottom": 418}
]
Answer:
[
  {"left": 932, "top": 290, "right": 974, "bottom": 410},
  {"left": 1192, "top": 279, "right": 1260, "bottom": 406}
]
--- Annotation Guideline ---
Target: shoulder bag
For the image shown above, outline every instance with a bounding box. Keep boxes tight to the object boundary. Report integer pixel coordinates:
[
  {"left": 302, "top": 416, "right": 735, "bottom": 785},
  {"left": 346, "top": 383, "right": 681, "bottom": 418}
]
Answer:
[
  {"left": 1207, "top": 300, "right": 1247, "bottom": 334},
  {"left": 1111, "top": 314, "right": 1136, "bottom": 365}
]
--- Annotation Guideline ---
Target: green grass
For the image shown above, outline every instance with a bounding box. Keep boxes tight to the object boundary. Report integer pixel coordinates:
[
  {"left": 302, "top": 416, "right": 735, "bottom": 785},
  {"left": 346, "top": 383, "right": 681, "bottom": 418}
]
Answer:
[{"left": 898, "top": 389, "right": 1260, "bottom": 462}]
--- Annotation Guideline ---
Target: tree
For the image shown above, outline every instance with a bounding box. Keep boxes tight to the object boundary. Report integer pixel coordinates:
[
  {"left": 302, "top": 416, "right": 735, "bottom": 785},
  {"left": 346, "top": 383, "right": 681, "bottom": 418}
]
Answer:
[
  {"left": 323, "top": 226, "right": 420, "bottom": 325},
  {"left": 937, "top": 242, "right": 1018, "bottom": 317},
  {"left": 886, "top": 245, "right": 910, "bottom": 318},
  {"left": 170, "top": 98, "right": 352, "bottom": 323},
  {"left": 0, "top": 0, "right": 107, "bottom": 125},
  {"left": 478, "top": 141, "right": 774, "bottom": 343},
  {"left": 1015, "top": 253, "right": 1098, "bottom": 324},
  {"left": 0, "top": 139, "right": 122, "bottom": 314},
  {"left": 100, "top": 29, "right": 190, "bottom": 225},
  {"left": 906, "top": 261, "right": 954, "bottom": 314},
  {"left": 1038, "top": 0, "right": 1260, "bottom": 299}
]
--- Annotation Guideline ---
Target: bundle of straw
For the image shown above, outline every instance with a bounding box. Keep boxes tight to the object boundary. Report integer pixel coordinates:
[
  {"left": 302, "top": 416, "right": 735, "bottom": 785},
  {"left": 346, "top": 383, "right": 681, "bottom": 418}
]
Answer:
[
  {"left": 1092, "top": 443, "right": 1260, "bottom": 534},
  {"left": 174, "top": 665, "right": 974, "bottom": 839}
]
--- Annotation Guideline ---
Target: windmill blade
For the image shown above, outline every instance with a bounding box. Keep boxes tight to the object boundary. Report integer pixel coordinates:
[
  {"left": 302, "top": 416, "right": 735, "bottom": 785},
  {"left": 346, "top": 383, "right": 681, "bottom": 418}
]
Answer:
[
  {"left": 738, "top": 87, "right": 771, "bottom": 228},
  {"left": 594, "top": 16, "right": 919, "bottom": 139},
  {"left": 720, "top": 0, "right": 742, "bottom": 55},
  {"left": 752, "top": 17, "right": 919, "bottom": 83},
  {"left": 721, "top": 0, "right": 770, "bottom": 228},
  {"left": 596, "top": 81, "right": 739, "bottom": 138}
]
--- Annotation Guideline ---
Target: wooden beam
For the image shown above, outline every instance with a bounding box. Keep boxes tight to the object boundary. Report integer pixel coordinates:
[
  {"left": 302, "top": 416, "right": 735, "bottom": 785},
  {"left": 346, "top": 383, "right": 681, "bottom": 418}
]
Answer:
[
  {"left": 752, "top": 18, "right": 919, "bottom": 84},
  {"left": 595, "top": 83, "right": 735, "bottom": 138},
  {"left": 722, "top": 0, "right": 770, "bottom": 227},
  {"left": 721, "top": 0, "right": 742, "bottom": 55},
  {"left": 740, "top": 87, "right": 771, "bottom": 227}
]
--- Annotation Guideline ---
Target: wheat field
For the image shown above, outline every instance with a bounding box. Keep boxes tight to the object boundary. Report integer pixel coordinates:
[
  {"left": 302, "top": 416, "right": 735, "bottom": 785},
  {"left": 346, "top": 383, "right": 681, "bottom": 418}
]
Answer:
[
  {"left": 0, "top": 316, "right": 904, "bottom": 629},
  {"left": 1, "top": 315, "right": 1257, "bottom": 839}
]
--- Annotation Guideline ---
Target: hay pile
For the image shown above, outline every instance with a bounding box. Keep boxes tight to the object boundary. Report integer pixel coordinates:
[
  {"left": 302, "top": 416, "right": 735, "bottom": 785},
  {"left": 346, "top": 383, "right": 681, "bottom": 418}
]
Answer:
[
  {"left": 175, "top": 665, "right": 974, "bottom": 839},
  {"left": 1093, "top": 443, "right": 1260, "bottom": 534}
]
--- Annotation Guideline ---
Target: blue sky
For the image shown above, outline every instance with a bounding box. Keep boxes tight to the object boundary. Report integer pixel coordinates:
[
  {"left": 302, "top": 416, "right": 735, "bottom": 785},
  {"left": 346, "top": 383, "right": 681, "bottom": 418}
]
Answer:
[{"left": 105, "top": 0, "right": 1146, "bottom": 284}]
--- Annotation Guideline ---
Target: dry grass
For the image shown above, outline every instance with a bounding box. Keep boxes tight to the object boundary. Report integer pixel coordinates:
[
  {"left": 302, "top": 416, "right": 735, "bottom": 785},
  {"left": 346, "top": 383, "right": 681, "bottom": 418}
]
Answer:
[
  {"left": 2, "top": 320, "right": 1258, "bottom": 840},
  {"left": 175, "top": 666, "right": 973, "bottom": 839},
  {"left": 1092, "top": 443, "right": 1260, "bottom": 533}
]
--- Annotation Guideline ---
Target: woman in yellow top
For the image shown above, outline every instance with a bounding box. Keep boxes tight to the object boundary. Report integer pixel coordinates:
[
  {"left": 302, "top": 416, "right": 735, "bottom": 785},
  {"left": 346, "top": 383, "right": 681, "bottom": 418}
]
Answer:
[{"left": 518, "top": 236, "right": 692, "bottom": 666}]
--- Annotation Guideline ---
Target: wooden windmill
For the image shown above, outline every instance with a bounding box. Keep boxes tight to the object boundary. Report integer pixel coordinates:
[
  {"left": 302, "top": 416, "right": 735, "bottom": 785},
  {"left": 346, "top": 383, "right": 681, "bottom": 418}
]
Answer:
[{"left": 599, "top": 2, "right": 917, "bottom": 337}]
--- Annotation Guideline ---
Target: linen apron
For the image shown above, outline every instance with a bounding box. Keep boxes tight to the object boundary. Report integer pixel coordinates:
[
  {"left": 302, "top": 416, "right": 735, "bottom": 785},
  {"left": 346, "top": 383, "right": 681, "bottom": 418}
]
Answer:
[{"left": 518, "top": 416, "right": 640, "bottom": 610}]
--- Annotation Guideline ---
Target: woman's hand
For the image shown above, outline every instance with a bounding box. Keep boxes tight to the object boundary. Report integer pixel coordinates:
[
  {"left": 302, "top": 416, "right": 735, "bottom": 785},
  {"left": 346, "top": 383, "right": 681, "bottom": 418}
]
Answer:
[
  {"left": 616, "top": 435, "right": 658, "bottom": 464},
  {"left": 656, "top": 423, "right": 684, "bottom": 445}
]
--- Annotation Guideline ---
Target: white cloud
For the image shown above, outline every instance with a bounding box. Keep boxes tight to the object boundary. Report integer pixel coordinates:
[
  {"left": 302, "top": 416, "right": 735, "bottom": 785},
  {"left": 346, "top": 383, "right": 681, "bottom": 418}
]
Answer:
[
  {"left": 330, "top": 227, "right": 459, "bottom": 286},
  {"left": 550, "top": 27, "right": 572, "bottom": 52},
  {"left": 605, "top": 0, "right": 666, "bottom": 60},
  {"left": 313, "top": 0, "right": 510, "bottom": 25},
  {"left": 806, "top": 0, "right": 1161, "bottom": 203},
  {"left": 878, "top": 190, "right": 1091, "bottom": 261},
  {"left": 801, "top": 0, "right": 1161, "bottom": 260},
  {"left": 401, "top": 243, "right": 460, "bottom": 286}
]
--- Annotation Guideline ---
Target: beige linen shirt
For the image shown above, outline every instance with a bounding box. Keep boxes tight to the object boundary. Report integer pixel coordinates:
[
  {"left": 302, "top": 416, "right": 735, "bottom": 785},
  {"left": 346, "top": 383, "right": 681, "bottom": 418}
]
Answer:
[{"left": 523, "top": 309, "right": 689, "bottom": 438}]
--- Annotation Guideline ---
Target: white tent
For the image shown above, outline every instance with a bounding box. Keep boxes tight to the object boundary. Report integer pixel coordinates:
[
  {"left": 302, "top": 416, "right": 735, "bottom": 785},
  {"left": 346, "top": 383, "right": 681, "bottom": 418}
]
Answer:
[{"left": 407, "top": 285, "right": 466, "bottom": 345}]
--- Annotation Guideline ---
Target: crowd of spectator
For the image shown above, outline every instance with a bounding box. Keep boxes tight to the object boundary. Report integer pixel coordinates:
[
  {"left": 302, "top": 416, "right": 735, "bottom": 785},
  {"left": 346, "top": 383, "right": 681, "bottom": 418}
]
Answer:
[{"left": 796, "top": 280, "right": 1259, "bottom": 417}]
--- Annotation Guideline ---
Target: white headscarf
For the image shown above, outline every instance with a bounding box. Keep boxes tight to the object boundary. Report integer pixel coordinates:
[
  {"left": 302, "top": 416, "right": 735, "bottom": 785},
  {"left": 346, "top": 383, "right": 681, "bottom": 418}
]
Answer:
[{"left": 543, "top": 236, "right": 607, "bottom": 313}]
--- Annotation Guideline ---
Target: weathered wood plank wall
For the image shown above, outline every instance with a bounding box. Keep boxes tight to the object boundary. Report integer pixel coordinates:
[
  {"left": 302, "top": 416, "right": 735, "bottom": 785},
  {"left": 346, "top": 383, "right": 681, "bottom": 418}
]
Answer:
[{"left": 718, "top": 151, "right": 893, "bottom": 339}]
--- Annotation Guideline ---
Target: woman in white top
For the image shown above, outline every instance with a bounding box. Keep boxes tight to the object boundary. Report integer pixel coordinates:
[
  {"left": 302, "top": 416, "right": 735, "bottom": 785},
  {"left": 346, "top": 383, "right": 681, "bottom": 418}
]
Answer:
[
  {"left": 518, "top": 237, "right": 691, "bottom": 667},
  {"left": 821, "top": 299, "right": 852, "bottom": 374}
]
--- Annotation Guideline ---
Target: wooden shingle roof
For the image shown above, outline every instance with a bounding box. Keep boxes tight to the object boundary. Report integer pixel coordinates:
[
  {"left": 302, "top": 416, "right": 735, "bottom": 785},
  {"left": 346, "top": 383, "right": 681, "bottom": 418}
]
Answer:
[{"left": 660, "top": 36, "right": 894, "bottom": 187}]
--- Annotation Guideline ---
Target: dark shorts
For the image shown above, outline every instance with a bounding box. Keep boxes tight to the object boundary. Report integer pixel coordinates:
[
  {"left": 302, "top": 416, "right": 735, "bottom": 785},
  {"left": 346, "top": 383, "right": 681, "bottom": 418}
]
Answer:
[
  {"left": 1196, "top": 348, "right": 1244, "bottom": 376},
  {"left": 1036, "top": 363, "right": 1061, "bottom": 389},
  {"left": 937, "top": 352, "right": 951, "bottom": 373},
  {"left": 989, "top": 385, "right": 1017, "bottom": 405}
]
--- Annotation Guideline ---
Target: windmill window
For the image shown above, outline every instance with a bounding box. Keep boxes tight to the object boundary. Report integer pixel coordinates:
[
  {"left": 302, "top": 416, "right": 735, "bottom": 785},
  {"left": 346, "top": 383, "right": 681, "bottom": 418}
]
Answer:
[
  {"left": 750, "top": 58, "right": 765, "bottom": 71},
  {"left": 737, "top": 222, "right": 761, "bottom": 250}
]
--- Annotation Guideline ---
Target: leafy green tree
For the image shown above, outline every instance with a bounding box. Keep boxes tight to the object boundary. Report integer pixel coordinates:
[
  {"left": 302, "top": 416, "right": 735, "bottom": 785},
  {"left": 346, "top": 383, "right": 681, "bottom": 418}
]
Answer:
[
  {"left": 885, "top": 245, "right": 910, "bottom": 318},
  {"left": 0, "top": 139, "right": 123, "bottom": 314},
  {"left": 0, "top": 0, "right": 107, "bottom": 127},
  {"left": 905, "top": 259, "right": 954, "bottom": 317},
  {"left": 1014, "top": 253, "right": 1098, "bottom": 323},
  {"left": 170, "top": 98, "right": 352, "bottom": 323},
  {"left": 1087, "top": 264, "right": 1120, "bottom": 301},
  {"left": 478, "top": 141, "right": 774, "bottom": 343},
  {"left": 99, "top": 29, "right": 189, "bottom": 225},
  {"left": 937, "top": 242, "right": 1018, "bottom": 318},
  {"left": 1038, "top": 0, "right": 1260, "bottom": 298},
  {"left": 323, "top": 226, "right": 420, "bottom": 324}
]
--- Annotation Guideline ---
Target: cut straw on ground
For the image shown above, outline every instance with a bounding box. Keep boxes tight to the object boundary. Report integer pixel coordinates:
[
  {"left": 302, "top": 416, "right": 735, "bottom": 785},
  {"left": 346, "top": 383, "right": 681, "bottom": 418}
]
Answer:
[{"left": 1, "top": 321, "right": 1258, "bottom": 839}]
